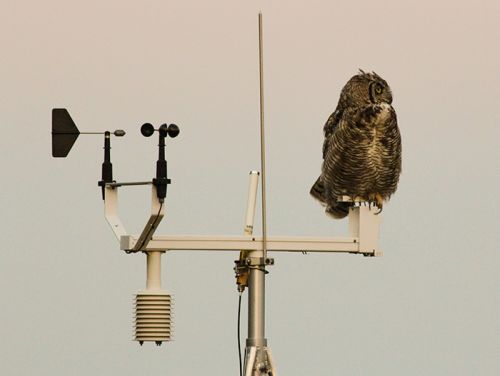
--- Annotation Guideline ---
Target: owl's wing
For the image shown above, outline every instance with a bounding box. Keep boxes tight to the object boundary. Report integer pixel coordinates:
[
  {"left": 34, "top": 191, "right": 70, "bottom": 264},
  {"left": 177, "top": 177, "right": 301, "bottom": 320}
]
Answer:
[{"left": 322, "top": 108, "right": 342, "bottom": 159}]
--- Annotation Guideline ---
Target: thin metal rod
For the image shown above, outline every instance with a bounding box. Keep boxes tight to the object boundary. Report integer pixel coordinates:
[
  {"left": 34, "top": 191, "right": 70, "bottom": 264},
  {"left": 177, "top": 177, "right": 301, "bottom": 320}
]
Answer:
[
  {"left": 106, "top": 181, "right": 153, "bottom": 187},
  {"left": 51, "top": 131, "right": 102, "bottom": 135},
  {"left": 258, "top": 12, "right": 268, "bottom": 261},
  {"left": 53, "top": 132, "right": 123, "bottom": 135}
]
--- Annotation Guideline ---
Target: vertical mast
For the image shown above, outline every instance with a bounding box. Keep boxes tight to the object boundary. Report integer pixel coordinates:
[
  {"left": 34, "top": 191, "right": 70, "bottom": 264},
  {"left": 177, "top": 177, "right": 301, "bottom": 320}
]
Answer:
[{"left": 258, "top": 12, "right": 268, "bottom": 261}]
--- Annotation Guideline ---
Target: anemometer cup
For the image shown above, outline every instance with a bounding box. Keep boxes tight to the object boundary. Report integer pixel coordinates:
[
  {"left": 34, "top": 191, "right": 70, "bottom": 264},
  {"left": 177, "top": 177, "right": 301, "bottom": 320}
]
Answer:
[
  {"left": 141, "top": 123, "right": 155, "bottom": 137},
  {"left": 164, "top": 123, "right": 180, "bottom": 138},
  {"left": 141, "top": 123, "right": 180, "bottom": 138}
]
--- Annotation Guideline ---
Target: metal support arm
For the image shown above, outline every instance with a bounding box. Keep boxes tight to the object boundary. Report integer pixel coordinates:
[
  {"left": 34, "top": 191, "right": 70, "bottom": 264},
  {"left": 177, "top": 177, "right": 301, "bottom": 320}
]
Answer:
[{"left": 104, "top": 186, "right": 382, "bottom": 256}]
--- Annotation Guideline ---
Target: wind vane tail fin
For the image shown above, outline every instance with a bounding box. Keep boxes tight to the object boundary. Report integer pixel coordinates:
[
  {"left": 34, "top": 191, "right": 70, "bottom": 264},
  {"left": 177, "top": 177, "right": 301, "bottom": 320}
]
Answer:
[{"left": 52, "top": 108, "right": 80, "bottom": 157}]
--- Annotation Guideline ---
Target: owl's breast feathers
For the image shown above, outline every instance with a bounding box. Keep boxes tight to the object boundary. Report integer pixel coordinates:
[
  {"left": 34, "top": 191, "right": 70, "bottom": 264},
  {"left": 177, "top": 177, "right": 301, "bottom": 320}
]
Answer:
[
  {"left": 354, "top": 103, "right": 401, "bottom": 196},
  {"left": 324, "top": 102, "right": 401, "bottom": 198}
]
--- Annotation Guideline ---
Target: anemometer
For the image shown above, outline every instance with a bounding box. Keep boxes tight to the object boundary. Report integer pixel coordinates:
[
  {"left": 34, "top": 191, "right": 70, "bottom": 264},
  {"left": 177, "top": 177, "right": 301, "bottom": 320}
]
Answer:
[{"left": 51, "top": 14, "right": 382, "bottom": 376}]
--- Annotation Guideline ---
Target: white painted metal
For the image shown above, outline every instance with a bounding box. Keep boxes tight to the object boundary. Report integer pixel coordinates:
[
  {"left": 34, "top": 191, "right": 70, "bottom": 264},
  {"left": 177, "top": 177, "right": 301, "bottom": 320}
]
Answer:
[
  {"left": 146, "top": 251, "right": 162, "bottom": 290},
  {"left": 244, "top": 171, "right": 260, "bottom": 235},
  {"left": 104, "top": 186, "right": 127, "bottom": 241},
  {"left": 244, "top": 346, "right": 257, "bottom": 376},
  {"left": 106, "top": 185, "right": 380, "bottom": 256},
  {"left": 348, "top": 205, "right": 382, "bottom": 256},
  {"left": 120, "top": 234, "right": 363, "bottom": 253},
  {"left": 132, "top": 186, "right": 165, "bottom": 252},
  {"left": 104, "top": 185, "right": 173, "bottom": 344},
  {"left": 135, "top": 290, "right": 173, "bottom": 343},
  {"left": 135, "top": 251, "right": 173, "bottom": 344}
]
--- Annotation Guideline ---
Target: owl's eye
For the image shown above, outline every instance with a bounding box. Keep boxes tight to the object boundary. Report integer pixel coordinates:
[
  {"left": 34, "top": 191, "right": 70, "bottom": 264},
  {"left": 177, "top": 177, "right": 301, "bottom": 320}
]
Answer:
[{"left": 375, "top": 85, "right": 383, "bottom": 94}]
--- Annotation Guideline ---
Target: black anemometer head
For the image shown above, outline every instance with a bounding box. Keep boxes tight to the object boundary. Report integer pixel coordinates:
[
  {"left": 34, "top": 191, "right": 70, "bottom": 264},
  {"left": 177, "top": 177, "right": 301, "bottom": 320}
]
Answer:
[
  {"left": 141, "top": 121, "right": 180, "bottom": 202},
  {"left": 141, "top": 123, "right": 180, "bottom": 138}
]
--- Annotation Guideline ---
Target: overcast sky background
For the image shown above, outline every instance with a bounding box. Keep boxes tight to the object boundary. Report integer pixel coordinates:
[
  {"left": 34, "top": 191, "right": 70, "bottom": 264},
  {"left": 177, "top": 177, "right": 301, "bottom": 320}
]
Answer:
[{"left": 1, "top": 1, "right": 499, "bottom": 375}]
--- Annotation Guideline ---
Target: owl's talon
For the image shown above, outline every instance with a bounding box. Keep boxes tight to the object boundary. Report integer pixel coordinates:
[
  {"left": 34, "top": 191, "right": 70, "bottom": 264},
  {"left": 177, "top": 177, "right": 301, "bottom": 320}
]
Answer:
[{"left": 374, "top": 193, "right": 384, "bottom": 214}]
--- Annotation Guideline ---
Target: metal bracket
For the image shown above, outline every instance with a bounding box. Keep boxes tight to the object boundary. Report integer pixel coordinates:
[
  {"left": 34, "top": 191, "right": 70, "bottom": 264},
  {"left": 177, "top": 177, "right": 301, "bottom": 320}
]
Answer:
[
  {"left": 104, "top": 177, "right": 382, "bottom": 257},
  {"left": 103, "top": 185, "right": 127, "bottom": 241},
  {"left": 131, "top": 185, "right": 164, "bottom": 252},
  {"left": 104, "top": 184, "right": 165, "bottom": 252},
  {"left": 244, "top": 257, "right": 274, "bottom": 267}
]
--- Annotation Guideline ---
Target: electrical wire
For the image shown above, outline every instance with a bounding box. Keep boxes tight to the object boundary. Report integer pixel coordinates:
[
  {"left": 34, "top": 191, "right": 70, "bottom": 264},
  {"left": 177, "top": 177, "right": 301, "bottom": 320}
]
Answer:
[{"left": 238, "top": 291, "right": 243, "bottom": 376}]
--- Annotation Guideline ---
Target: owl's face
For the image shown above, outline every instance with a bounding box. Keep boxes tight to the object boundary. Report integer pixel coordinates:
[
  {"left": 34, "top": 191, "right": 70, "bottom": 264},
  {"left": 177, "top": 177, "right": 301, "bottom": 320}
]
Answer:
[{"left": 340, "top": 70, "right": 392, "bottom": 107}]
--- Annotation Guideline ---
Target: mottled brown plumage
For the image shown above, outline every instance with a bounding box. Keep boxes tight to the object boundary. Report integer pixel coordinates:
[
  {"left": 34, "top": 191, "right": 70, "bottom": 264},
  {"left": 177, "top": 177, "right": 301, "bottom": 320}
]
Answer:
[{"left": 311, "top": 70, "right": 402, "bottom": 218}]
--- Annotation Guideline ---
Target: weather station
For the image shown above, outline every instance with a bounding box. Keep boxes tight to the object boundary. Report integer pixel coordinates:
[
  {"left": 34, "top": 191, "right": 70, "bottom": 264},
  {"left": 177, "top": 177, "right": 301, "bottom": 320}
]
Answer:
[{"left": 51, "top": 14, "right": 384, "bottom": 376}]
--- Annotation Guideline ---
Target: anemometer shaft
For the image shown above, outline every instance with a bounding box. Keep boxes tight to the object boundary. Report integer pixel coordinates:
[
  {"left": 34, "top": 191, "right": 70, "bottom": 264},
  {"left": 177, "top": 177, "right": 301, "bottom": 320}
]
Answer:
[
  {"left": 102, "top": 132, "right": 112, "bottom": 181},
  {"left": 154, "top": 130, "right": 169, "bottom": 202}
]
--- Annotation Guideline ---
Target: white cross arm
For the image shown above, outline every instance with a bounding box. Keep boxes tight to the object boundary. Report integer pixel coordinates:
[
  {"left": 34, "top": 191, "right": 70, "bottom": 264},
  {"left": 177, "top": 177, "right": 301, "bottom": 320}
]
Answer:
[
  {"left": 119, "top": 234, "right": 370, "bottom": 254},
  {"left": 105, "top": 183, "right": 382, "bottom": 257}
]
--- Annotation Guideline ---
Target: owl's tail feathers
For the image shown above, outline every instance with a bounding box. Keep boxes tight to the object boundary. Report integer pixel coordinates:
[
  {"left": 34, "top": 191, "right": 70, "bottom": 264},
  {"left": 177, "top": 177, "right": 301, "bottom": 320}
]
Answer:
[
  {"left": 310, "top": 177, "right": 350, "bottom": 219},
  {"left": 310, "top": 177, "right": 326, "bottom": 204}
]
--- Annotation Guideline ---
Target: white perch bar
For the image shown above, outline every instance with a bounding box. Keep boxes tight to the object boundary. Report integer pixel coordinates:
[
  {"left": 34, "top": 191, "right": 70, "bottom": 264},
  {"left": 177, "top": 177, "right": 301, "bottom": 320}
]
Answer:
[
  {"left": 119, "top": 231, "right": 377, "bottom": 255},
  {"left": 105, "top": 181, "right": 382, "bottom": 256}
]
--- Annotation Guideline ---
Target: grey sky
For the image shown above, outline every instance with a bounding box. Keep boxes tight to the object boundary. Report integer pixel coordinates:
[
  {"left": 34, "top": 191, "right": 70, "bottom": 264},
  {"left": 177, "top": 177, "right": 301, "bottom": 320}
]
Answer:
[{"left": 1, "top": 1, "right": 499, "bottom": 375}]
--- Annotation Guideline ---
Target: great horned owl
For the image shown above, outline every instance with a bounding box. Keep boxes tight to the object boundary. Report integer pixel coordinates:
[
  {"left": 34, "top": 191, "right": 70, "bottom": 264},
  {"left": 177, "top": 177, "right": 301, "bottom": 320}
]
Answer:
[{"left": 310, "top": 70, "right": 402, "bottom": 218}]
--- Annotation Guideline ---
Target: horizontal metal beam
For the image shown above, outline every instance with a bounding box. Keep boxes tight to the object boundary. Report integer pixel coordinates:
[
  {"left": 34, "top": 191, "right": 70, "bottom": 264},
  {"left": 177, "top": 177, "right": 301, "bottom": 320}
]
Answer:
[
  {"left": 119, "top": 234, "right": 368, "bottom": 254},
  {"left": 105, "top": 181, "right": 382, "bottom": 257}
]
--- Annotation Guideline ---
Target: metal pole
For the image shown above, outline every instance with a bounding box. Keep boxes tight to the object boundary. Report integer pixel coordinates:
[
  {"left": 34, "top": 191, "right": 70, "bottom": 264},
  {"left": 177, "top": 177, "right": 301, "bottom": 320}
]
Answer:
[
  {"left": 146, "top": 251, "right": 162, "bottom": 290},
  {"left": 258, "top": 12, "right": 268, "bottom": 262},
  {"left": 243, "top": 15, "right": 271, "bottom": 374},
  {"left": 247, "top": 257, "right": 267, "bottom": 348}
]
